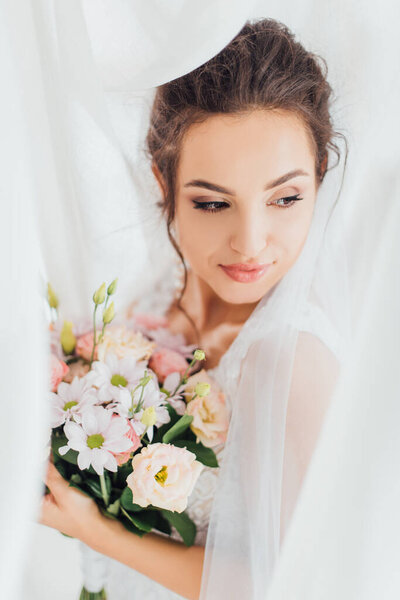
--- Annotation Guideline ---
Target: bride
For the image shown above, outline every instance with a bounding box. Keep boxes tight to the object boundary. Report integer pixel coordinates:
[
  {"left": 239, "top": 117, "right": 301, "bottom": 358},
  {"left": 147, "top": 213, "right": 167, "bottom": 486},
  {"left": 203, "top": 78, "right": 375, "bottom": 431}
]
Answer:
[{"left": 39, "top": 18, "right": 351, "bottom": 600}]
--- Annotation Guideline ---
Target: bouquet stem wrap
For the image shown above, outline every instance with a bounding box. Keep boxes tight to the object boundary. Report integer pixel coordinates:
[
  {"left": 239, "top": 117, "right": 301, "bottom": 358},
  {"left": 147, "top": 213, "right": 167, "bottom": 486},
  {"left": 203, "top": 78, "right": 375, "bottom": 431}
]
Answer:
[{"left": 79, "top": 542, "right": 108, "bottom": 599}]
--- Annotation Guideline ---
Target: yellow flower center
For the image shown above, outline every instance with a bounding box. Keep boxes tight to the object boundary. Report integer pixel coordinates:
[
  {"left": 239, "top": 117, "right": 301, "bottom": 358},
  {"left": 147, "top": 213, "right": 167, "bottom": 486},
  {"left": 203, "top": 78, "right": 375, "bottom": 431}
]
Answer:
[
  {"left": 111, "top": 374, "right": 128, "bottom": 387},
  {"left": 154, "top": 465, "right": 168, "bottom": 486},
  {"left": 87, "top": 434, "right": 105, "bottom": 449},
  {"left": 63, "top": 400, "right": 78, "bottom": 411}
]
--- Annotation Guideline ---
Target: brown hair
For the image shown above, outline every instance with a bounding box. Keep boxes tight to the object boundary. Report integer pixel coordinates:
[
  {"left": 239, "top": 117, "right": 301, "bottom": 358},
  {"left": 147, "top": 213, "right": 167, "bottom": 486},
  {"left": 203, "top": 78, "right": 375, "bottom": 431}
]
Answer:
[{"left": 145, "top": 17, "right": 345, "bottom": 341}]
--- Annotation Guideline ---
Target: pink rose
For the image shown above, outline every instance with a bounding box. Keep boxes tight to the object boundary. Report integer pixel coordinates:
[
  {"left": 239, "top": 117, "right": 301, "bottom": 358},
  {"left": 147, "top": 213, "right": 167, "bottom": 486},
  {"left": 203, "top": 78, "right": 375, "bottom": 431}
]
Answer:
[
  {"left": 75, "top": 332, "right": 98, "bottom": 362},
  {"left": 112, "top": 417, "right": 142, "bottom": 466},
  {"left": 148, "top": 347, "right": 188, "bottom": 383},
  {"left": 50, "top": 354, "right": 69, "bottom": 392},
  {"left": 184, "top": 370, "right": 230, "bottom": 448},
  {"left": 62, "top": 359, "right": 90, "bottom": 383},
  {"left": 133, "top": 313, "right": 169, "bottom": 330},
  {"left": 126, "top": 442, "right": 204, "bottom": 512}
]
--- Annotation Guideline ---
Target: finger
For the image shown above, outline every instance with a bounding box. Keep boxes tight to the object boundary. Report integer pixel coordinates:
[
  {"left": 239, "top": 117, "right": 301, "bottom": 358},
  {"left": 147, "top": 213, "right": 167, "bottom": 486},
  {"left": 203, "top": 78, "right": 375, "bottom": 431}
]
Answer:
[
  {"left": 37, "top": 493, "right": 61, "bottom": 529},
  {"left": 44, "top": 461, "right": 69, "bottom": 500}
]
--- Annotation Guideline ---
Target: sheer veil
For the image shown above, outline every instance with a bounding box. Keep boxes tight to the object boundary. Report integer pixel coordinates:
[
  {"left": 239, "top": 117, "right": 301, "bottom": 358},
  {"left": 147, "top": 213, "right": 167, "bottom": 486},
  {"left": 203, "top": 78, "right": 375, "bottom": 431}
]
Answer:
[
  {"left": 200, "top": 145, "right": 351, "bottom": 598},
  {"left": 2, "top": 1, "right": 399, "bottom": 599}
]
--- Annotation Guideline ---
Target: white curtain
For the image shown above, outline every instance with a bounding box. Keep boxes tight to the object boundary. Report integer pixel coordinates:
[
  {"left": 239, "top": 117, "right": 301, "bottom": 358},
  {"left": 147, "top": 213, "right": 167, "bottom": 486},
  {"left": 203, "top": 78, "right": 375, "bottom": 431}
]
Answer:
[{"left": 1, "top": 0, "right": 399, "bottom": 598}]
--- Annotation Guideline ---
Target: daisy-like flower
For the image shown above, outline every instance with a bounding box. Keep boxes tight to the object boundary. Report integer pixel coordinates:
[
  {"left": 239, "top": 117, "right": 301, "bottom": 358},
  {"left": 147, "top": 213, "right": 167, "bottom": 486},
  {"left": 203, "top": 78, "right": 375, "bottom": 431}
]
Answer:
[
  {"left": 58, "top": 406, "right": 132, "bottom": 475},
  {"left": 116, "top": 378, "right": 170, "bottom": 442},
  {"left": 162, "top": 372, "right": 187, "bottom": 415},
  {"left": 86, "top": 352, "right": 147, "bottom": 403},
  {"left": 50, "top": 375, "right": 99, "bottom": 428}
]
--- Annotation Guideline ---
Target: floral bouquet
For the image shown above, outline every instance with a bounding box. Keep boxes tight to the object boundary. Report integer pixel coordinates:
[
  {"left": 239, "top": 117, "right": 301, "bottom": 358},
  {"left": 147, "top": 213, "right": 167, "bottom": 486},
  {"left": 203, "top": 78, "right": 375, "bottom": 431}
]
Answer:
[{"left": 46, "top": 279, "right": 230, "bottom": 600}]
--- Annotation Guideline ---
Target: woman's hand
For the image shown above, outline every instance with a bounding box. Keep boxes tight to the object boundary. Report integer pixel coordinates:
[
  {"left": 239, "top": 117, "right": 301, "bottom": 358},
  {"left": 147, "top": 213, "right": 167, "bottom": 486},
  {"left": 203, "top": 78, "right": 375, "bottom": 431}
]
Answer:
[{"left": 38, "top": 457, "right": 104, "bottom": 546}]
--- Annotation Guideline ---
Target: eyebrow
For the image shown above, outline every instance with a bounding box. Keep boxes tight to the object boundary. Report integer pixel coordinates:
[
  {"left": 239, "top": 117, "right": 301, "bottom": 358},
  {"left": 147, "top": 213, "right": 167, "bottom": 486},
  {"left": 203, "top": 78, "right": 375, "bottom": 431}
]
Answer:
[{"left": 183, "top": 169, "right": 310, "bottom": 195}]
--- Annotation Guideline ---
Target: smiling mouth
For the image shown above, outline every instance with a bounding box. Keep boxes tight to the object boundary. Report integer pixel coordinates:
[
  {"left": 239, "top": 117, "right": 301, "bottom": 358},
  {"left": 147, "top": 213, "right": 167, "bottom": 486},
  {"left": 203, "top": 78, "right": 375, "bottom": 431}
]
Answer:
[{"left": 219, "top": 263, "right": 273, "bottom": 283}]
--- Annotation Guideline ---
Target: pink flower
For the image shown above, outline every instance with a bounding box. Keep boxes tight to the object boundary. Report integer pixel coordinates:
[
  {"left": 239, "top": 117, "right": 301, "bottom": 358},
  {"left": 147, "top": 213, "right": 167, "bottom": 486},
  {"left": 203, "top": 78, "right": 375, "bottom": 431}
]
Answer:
[
  {"left": 50, "top": 354, "right": 69, "bottom": 392},
  {"left": 148, "top": 347, "right": 188, "bottom": 383},
  {"left": 184, "top": 370, "right": 230, "bottom": 448},
  {"left": 126, "top": 442, "right": 204, "bottom": 512},
  {"left": 133, "top": 313, "right": 169, "bottom": 330},
  {"left": 76, "top": 332, "right": 98, "bottom": 362},
  {"left": 63, "top": 359, "right": 90, "bottom": 383},
  {"left": 112, "top": 417, "right": 142, "bottom": 466}
]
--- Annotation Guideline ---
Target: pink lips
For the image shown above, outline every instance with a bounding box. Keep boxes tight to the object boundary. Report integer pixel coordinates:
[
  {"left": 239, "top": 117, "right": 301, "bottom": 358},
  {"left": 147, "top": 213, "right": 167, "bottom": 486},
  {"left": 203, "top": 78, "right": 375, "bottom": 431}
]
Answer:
[{"left": 219, "top": 262, "right": 272, "bottom": 283}]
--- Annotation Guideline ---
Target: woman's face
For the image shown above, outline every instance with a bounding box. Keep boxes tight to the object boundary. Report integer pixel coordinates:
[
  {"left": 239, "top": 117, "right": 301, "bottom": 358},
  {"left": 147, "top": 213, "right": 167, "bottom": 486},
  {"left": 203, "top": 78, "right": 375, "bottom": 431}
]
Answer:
[{"left": 159, "top": 109, "right": 319, "bottom": 305}]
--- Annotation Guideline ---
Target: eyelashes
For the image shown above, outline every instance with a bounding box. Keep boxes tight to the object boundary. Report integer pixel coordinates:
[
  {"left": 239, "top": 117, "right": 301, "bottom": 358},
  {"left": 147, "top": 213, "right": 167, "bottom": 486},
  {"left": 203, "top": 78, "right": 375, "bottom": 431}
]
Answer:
[{"left": 192, "top": 194, "right": 304, "bottom": 213}]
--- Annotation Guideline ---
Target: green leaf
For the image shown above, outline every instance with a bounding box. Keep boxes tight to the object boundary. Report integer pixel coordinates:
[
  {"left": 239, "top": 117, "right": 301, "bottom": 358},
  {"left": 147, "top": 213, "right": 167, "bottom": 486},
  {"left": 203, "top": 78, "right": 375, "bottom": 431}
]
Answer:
[
  {"left": 70, "top": 473, "right": 82, "bottom": 485},
  {"left": 120, "top": 517, "right": 146, "bottom": 538},
  {"left": 162, "top": 414, "right": 193, "bottom": 444},
  {"left": 107, "top": 498, "right": 120, "bottom": 516},
  {"left": 152, "top": 404, "right": 180, "bottom": 443},
  {"left": 160, "top": 510, "right": 196, "bottom": 547},
  {"left": 120, "top": 506, "right": 153, "bottom": 532},
  {"left": 82, "top": 474, "right": 111, "bottom": 500},
  {"left": 172, "top": 440, "right": 219, "bottom": 467},
  {"left": 51, "top": 434, "right": 78, "bottom": 466},
  {"left": 154, "top": 512, "right": 172, "bottom": 536},
  {"left": 120, "top": 486, "right": 145, "bottom": 512},
  {"left": 99, "top": 507, "right": 119, "bottom": 521},
  {"left": 53, "top": 460, "right": 68, "bottom": 479}
]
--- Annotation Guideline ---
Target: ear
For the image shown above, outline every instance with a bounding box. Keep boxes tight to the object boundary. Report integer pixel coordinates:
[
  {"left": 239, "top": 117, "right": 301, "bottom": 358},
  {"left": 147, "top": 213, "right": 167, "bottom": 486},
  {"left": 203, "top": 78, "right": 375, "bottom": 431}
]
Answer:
[{"left": 151, "top": 162, "right": 166, "bottom": 198}]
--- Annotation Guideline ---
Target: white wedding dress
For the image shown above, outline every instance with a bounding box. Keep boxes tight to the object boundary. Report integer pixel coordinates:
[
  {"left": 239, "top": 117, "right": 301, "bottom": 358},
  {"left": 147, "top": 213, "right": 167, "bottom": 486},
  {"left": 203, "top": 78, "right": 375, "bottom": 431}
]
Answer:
[{"left": 105, "top": 289, "right": 343, "bottom": 599}]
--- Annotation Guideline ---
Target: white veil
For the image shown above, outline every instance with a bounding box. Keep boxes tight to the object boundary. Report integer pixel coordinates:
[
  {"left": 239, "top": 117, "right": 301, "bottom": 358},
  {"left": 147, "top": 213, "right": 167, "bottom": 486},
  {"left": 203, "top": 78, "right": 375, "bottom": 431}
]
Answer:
[
  {"left": 200, "top": 142, "right": 351, "bottom": 598},
  {"left": 2, "top": 1, "right": 399, "bottom": 599}
]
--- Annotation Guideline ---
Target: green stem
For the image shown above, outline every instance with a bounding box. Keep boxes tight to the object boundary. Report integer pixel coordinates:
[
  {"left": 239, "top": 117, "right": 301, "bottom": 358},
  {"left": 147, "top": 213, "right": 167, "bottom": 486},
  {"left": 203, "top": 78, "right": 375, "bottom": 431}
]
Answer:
[
  {"left": 79, "top": 587, "right": 106, "bottom": 600},
  {"left": 172, "top": 357, "right": 198, "bottom": 396},
  {"left": 99, "top": 474, "right": 109, "bottom": 507}
]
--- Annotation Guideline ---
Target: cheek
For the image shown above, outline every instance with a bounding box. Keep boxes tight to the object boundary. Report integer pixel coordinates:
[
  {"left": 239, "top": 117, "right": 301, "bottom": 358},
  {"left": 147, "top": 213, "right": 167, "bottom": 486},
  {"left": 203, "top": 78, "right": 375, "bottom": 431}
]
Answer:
[
  {"left": 278, "top": 207, "right": 315, "bottom": 263},
  {"left": 175, "top": 209, "right": 223, "bottom": 268}
]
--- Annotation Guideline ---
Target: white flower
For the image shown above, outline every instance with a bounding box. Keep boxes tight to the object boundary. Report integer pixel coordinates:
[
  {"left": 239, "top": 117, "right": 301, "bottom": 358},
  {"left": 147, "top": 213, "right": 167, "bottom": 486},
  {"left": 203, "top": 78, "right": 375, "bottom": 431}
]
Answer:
[
  {"left": 50, "top": 375, "right": 98, "bottom": 428},
  {"left": 116, "top": 378, "right": 170, "bottom": 442},
  {"left": 162, "top": 372, "right": 187, "bottom": 415},
  {"left": 87, "top": 352, "right": 147, "bottom": 403},
  {"left": 58, "top": 406, "right": 132, "bottom": 475},
  {"left": 126, "top": 443, "right": 204, "bottom": 512}
]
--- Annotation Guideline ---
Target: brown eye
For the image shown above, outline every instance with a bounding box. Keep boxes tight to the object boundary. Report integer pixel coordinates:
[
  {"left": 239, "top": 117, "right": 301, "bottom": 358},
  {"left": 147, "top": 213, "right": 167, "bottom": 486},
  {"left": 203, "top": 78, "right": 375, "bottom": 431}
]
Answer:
[
  {"left": 271, "top": 194, "right": 304, "bottom": 208},
  {"left": 192, "top": 200, "right": 229, "bottom": 213}
]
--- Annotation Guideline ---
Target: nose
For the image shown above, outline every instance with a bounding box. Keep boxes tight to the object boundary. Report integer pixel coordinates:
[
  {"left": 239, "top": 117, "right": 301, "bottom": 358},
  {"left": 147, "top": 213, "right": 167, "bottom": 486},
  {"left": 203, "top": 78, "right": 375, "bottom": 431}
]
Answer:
[{"left": 229, "top": 208, "right": 269, "bottom": 259}]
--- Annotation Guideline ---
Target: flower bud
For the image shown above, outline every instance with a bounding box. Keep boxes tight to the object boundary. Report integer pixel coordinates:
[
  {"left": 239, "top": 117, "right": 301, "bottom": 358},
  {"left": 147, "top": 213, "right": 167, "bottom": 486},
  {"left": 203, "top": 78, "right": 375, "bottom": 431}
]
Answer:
[
  {"left": 103, "top": 301, "right": 115, "bottom": 324},
  {"left": 193, "top": 349, "right": 206, "bottom": 361},
  {"left": 93, "top": 282, "right": 106, "bottom": 305},
  {"left": 47, "top": 283, "right": 58, "bottom": 309},
  {"left": 139, "top": 374, "right": 151, "bottom": 387},
  {"left": 60, "top": 321, "right": 76, "bottom": 355},
  {"left": 107, "top": 278, "right": 118, "bottom": 296},
  {"left": 195, "top": 382, "right": 210, "bottom": 397},
  {"left": 141, "top": 406, "right": 157, "bottom": 428}
]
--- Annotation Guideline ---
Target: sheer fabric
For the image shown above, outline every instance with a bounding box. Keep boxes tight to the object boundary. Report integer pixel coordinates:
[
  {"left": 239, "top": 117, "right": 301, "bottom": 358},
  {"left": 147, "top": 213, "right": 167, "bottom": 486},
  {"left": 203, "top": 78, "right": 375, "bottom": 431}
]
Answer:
[{"left": 2, "top": 1, "right": 399, "bottom": 599}]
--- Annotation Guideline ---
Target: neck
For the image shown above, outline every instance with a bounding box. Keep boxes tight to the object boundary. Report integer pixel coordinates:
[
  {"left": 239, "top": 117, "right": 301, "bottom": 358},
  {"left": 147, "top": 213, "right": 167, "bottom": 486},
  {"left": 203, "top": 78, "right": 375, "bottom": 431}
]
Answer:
[{"left": 181, "top": 267, "right": 258, "bottom": 333}]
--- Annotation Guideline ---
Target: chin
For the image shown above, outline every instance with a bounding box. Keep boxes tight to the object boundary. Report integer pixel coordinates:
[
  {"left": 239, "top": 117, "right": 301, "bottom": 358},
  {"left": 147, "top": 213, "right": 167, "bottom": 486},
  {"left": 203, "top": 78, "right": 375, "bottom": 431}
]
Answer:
[{"left": 212, "top": 281, "right": 271, "bottom": 305}]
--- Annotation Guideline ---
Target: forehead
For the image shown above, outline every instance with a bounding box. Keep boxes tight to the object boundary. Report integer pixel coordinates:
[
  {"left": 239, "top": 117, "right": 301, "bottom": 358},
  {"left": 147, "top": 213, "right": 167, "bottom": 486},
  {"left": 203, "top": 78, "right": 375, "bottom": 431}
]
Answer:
[{"left": 177, "top": 109, "right": 315, "bottom": 189}]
